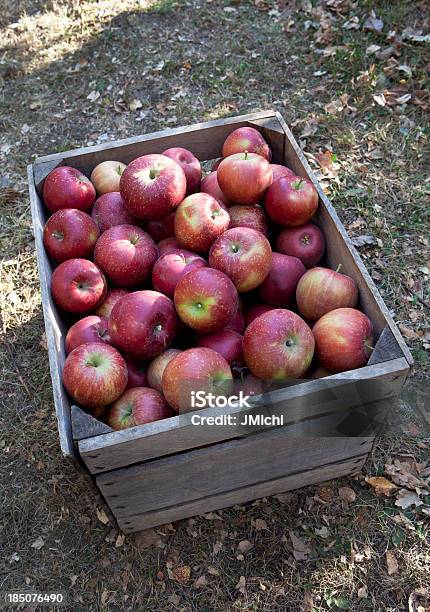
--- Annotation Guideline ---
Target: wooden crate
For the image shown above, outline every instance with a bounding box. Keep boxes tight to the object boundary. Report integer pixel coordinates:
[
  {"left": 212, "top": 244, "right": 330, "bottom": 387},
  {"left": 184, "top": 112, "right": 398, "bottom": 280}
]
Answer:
[{"left": 28, "top": 110, "right": 412, "bottom": 533}]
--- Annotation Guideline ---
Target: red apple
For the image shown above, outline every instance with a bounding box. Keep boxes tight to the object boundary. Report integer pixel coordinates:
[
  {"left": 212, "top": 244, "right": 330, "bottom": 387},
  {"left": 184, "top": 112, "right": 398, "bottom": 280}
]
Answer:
[
  {"left": 147, "top": 348, "right": 182, "bottom": 392},
  {"left": 162, "top": 347, "right": 233, "bottom": 412},
  {"left": 265, "top": 175, "right": 318, "bottom": 226},
  {"left": 145, "top": 213, "right": 175, "bottom": 242},
  {"left": 94, "top": 224, "right": 158, "bottom": 287},
  {"left": 174, "top": 193, "right": 230, "bottom": 253},
  {"left": 218, "top": 152, "right": 272, "bottom": 205},
  {"left": 174, "top": 268, "right": 238, "bottom": 333},
  {"left": 120, "top": 153, "right": 186, "bottom": 220},
  {"left": 209, "top": 227, "right": 272, "bottom": 292},
  {"left": 158, "top": 237, "right": 180, "bottom": 255},
  {"left": 162, "top": 147, "right": 202, "bottom": 195},
  {"left": 259, "top": 252, "right": 305, "bottom": 306},
  {"left": 124, "top": 357, "right": 147, "bottom": 389},
  {"left": 276, "top": 222, "right": 325, "bottom": 268},
  {"left": 152, "top": 249, "right": 207, "bottom": 298},
  {"left": 43, "top": 166, "right": 96, "bottom": 214},
  {"left": 109, "top": 290, "right": 177, "bottom": 359},
  {"left": 94, "top": 288, "right": 129, "bottom": 318},
  {"left": 270, "top": 164, "right": 296, "bottom": 183},
  {"left": 90, "top": 161, "right": 127, "bottom": 194},
  {"left": 224, "top": 309, "right": 245, "bottom": 334},
  {"left": 107, "top": 387, "right": 171, "bottom": 430},
  {"left": 311, "top": 366, "right": 334, "bottom": 379},
  {"left": 91, "top": 192, "right": 141, "bottom": 232},
  {"left": 312, "top": 308, "right": 373, "bottom": 372},
  {"left": 65, "top": 315, "right": 110, "bottom": 354},
  {"left": 296, "top": 267, "right": 359, "bottom": 321},
  {"left": 196, "top": 330, "right": 243, "bottom": 365},
  {"left": 62, "top": 342, "right": 128, "bottom": 407},
  {"left": 222, "top": 127, "right": 271, "bottom": 161},
  {"left": 244, "top": 303, "right": 276, "bottom": 327},
  {"left": 228, "top": 204, "right": 268, "bottom": 236},
  {"left": 200, "top": 171, "right": 232, "bottom": 208},
  {"left": 51, "top": 258, "right": 107, "bottom": 313},
  {"left": 243, "top": 309, "right": 314, "bottom": 380},
  {"left": 43, "top": 209, "right": 99, "bottom": 262}
]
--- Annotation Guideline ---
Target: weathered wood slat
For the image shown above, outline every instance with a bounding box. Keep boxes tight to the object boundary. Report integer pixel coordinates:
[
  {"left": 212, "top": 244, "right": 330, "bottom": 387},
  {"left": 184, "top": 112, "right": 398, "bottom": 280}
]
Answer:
[
  {"left": 78, "top": 357, "right": 409, "bottom": 473},
  {"left": 118, "top": 453, "right": 367, "bottom": 532},
  {"left": 274, "top": 111, "right": 413, "bottom": 366},
  {"left": 27, "top": 165, "right": 75, "bottom": 462},
  {"left": 367, "top": 325, "right": 405, "bottom": 365},
  {"left": 97, "top": 423, "right": 373, "bottom": 520},
  {"left": 71, "top": 406, "right": 113, "bottom": 441}
]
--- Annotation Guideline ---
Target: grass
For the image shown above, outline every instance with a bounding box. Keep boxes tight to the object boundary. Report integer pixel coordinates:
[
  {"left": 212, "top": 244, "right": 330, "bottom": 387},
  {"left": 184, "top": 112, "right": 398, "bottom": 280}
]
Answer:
[{"left": 0, "top": 0, "right": 429, "bottom": 609}]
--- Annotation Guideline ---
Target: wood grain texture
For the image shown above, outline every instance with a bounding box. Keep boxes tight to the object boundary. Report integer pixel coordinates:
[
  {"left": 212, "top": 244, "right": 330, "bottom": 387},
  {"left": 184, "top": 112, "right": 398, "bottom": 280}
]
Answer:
[
  {"left": 97, "top": 426, "right": 373, "bottom": 520},
  {"left": 79, "top": 357, "right": 409, "bottom": 473},
  {"left": 367, "top": 325, "right": 405, "bottom": 365},
  {"left": 117, "top": 453, "right": 367, "bottom": 532},
  {"left": 274, "top": 111, "right": 413, "bottom": 367},
  {"left": 71, "top": 406, "right": 113, "bottom": 441},
  {"left": 27, "top": 165, "right": 76, "bottom": 462}
]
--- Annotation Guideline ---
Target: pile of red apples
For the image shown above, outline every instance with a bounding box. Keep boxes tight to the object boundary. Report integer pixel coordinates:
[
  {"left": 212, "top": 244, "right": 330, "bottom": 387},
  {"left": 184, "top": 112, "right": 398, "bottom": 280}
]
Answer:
[{"left": 42, "top": 126, "right": 374, "bottom": 430}]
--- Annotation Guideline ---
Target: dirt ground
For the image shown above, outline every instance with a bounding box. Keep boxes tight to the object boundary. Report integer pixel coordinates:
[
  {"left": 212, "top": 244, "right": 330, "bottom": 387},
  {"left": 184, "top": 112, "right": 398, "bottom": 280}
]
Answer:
[{"left": 1, "top": 1, "right": 429, "bottom": 610}]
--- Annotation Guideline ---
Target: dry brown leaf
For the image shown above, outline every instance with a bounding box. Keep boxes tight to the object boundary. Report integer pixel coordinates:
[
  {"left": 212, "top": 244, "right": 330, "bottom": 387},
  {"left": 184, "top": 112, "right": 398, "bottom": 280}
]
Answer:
[
  {"left": 129, "top": 99, "right": 142, "bottom": 112},
  {"left": 253, "top": 518, "right": 268, "bottom": 531},
  {"left": 236, "top": 575, "right": 246, "bottom": 594},
  {"left": 324, "top": 94, "right": 348, "bottom": 114},
  {"left": 31, "top": 536, "right": 45, "bottom": 550},
  {"left": 96, "top": 508, "right": 110, "bottom": 525},
  {"left": 237, "top": 540, "right": 253, "bottom": 554},
  {"left": 338, "top": 486, "right": 356, "bottom": 502},
  {"left": 132, "top": 528, "right": 162, "bottom": 549},
  {"left": 365, "top": 476, "right": 398, "bottom": 496},
  {"left": 395, "top": 489, "right": 423, "bottom": 509},
  {"left": 386, "top": 549, "right": 399, "bottom": 575},
  {"left": 193, "top": 575, "right": 207, "bottom": 588},
  {"left": 302, "top": 590, "right": 314, "bottom": 611},
  {"left": 171, "top": 565, "right": 191, "bottom": 585},
  {"left": 363, "top": 12, "right": 384, "bottom": 33},
  {"left": 115, "top": 534, "right": 125, "bottom": 548},
  {"left": 357, "top": 585, "right": 368, "bottom": 599},
  {"left": 399, "top": 324, "right": 420, "bottom": 340},
  {"left": 207, "top": 565, "right": 220, "bottom": 576},
  {"left": 213, "top": 541, "right": 223, "bottom": 555},
  {"left": 290, "top": 531, "right": 311, "bottom": 561}
]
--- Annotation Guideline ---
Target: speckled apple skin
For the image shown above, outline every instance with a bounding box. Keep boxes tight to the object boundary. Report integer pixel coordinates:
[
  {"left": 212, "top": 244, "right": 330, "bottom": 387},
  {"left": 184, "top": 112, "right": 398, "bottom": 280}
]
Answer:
[
  {"left": 152, "top": 249, "right": 207, "bottom": 298},
  {"left": 228, "top": 204, "right": 269, "bottom": 236},
  {"left": 174, "top": 193, "right": 230, "bottom": 253},
  {"left": 296, "top": 267, "right": 358, "bottom": 321},
  {"left": 209, "top": 227, "right": 272, "bottom": 292},
  {"left": 200, "top": 171, "right": 232, "bottom": 208},
  {"left": 162, "top": 347, "right": 233, "bottom": 412},
  {"left": 196, "top": 329, "right": 243, "bottom": 365},
  {"left": 43, "top": 209, "right": 100, "bottom": 262},
  {"left": 91, "top": 192, "right": 141, "bottom": 232},
  {"left": 222, "top": 127, "right": 272, "bottom": 161},
  {"left": 51, "top": 258, "right": 107, "bottom": 313},
  {"left": 244, "top": 304, "right": 276, "bottom": 328},
  {"left": 94, "top": 288, "right": 129, "bottom": 318},
  {"left": 157, "top": 237, "right": 180, "bottom": 255},
  {"left": 265, "top": 176, "right": 319, "bottom": 226},
  {"left": 243, "top": 309, "right": 314, "bottom": 380},
  {"left": 120, "top": 153, "right": 186, "bottom": 220},
  {"left": 218, "top": 152, "right": 273, "bottom": 205},
  {"left": 224, "top": 309, "right": 245, "bottom": 334},
  {"left": 259, "top": 252, "right": 305, "bottom": 306},
  {"left": 107, "top": 387, "right": 171, "bottom": 430},
  {"left": 276, "top": 223, "right": 325, "bottom": 268},
  {"left": 313, "top": 308, "right": 373, "bottom": 372},
  {"left": 43, "top": 166, "right": 96, "bottom": 213},
  {"left": 109, "top": 290, "right": 177, "bottom": 359},
  {"left": 270, "top": 164, "right": 296, "bottom": 183},
  {"left": 162, "top": 147, "right": 202, "bottom": 195},
  {"left": 65, "top": 315, "right": 110, "bottom": 354},
  {"left": 174, "top": 268, "right": 238, "bottom": 333},
  {"left": 124, "top": 357, "right": 147, "bottom": 389},
  {"left": 63, "top": 342, "right": 128, "bottom": 407},
  {"left": 94, "top": 224, "right": 158, "bottom": 287},
  {"left": 147, "top": 348, "right": 182, "bottom": 392}
]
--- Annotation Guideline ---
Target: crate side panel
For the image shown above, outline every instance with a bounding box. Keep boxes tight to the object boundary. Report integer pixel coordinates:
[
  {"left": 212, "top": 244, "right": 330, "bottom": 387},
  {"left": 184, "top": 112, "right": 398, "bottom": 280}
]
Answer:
[
  {"left": 117, "top": 453, "right": 367, "bottom": 532},
  {"left": 79, "top": 358, "right": 408, "bottom": 473},
  {"left": 97, "top": 416, "right": 374, "bottom": 517},
  {"left": 27, "top": 165, "right": 75, "bottom": 462}
]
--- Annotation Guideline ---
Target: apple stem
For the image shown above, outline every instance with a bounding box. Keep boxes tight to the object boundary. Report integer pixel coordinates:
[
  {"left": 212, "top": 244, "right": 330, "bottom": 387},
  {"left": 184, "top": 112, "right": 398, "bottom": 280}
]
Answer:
[
  {"left": 293, "top": 178, "right": 305, "bottom": 190},
  {"left": 335, "top": 264, "right": 342, "bottom": 273},
  {"left": 365, "top": 343, "right": 375, "bottom": 351},
  {"left": 244, "top": 150, "right": 248, "bottom": 160}
]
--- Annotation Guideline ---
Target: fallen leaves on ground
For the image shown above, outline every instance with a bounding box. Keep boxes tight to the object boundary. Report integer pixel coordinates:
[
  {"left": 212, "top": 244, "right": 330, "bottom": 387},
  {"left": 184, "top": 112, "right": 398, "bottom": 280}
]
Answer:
[
  {"left": 324, "top": 94, "right": 348, "bottom": 114},
  {"left": 236, "top": 575, "right": 246, "bottom": 594},
  {"left": 289, "top": 531, "right": 312, "bottom": 561},
  {"left": 237, "top": 539, "right": 253, "bottom": 554},
  {"left": 132, "top": 528, "right": 163, "bottom": 549},
  {"left": 395, "top": 489, "right": 423, "bottom": 509},
  {"left": 193, "top": 575, "right": 207, "bottom": 588},
  {"left": 365, "top": 476, "right": 398, "bottom": 496},
  {"left": 96, "top": 508, "right": 110, "bottom": 525},
  {"left": 351, "top": 235, "right": 377, "bottom": 248},
  {"left": 169, "top": 565, "right": 191, "bottom": 585},
  {"left": 386, "top": 549, "right": 399, "bottom": 575},
  {"left": 31, "top": 536, "right": 45, "bottom": 550},
  {"left": 252, "top": 518, "right": 268, "bottom": 531},
  {"left": 338, "top": 486, "right": 356, "bottom": 503}
]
